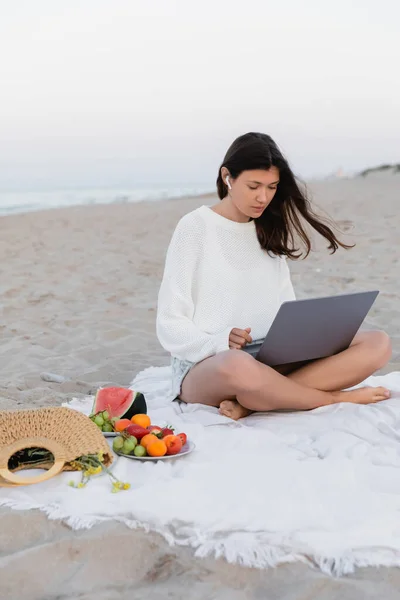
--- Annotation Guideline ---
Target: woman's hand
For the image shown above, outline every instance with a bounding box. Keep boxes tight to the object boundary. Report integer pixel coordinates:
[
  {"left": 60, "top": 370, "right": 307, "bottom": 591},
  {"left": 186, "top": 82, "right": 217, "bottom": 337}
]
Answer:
[{"left": 229, "top": 327, "right": 252, "bottom": 350}]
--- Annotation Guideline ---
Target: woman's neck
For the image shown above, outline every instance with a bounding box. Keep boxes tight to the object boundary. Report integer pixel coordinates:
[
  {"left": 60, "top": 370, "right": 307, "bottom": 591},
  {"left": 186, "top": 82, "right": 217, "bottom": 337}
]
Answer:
[{"left": 211, "top": 197, "right": 250, "bottom": 223}]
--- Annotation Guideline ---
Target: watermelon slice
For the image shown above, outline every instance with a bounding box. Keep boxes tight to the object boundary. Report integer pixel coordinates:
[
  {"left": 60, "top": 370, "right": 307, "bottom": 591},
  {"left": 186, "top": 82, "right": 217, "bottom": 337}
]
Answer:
[{"left": 92, "top": 387, "right": 147, "bottom": 420}]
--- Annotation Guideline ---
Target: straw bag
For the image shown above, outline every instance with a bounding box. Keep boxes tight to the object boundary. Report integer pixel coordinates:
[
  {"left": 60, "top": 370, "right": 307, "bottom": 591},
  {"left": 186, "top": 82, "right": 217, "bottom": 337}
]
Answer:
[{"left": 0, "top": 406, "right": 113, "bottom": 487}]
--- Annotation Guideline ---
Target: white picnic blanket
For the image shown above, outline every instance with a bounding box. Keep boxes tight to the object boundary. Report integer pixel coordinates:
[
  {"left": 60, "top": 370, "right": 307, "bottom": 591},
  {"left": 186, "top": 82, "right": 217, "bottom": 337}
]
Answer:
[{"left": 2, "top": 366, "right": 400, "bottom": 576}]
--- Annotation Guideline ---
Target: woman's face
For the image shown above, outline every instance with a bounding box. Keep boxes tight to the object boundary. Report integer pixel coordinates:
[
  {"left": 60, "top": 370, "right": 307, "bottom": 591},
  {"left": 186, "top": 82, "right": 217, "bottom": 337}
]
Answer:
[{"left": 223, "top": 167, "right": 280, "bottom": 220}]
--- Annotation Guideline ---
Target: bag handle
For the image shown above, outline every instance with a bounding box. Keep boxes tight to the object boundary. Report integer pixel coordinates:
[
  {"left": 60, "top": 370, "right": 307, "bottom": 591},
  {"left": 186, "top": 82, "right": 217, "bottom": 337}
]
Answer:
[{"left": 0, "top": 437, "right": 66, "bottom": 486}]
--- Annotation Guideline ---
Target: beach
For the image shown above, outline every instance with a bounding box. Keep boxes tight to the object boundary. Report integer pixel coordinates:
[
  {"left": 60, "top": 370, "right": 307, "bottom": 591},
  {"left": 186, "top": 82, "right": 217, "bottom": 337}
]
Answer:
[{"left": 1, "top": 174, "right": 400, "bottom": 599}]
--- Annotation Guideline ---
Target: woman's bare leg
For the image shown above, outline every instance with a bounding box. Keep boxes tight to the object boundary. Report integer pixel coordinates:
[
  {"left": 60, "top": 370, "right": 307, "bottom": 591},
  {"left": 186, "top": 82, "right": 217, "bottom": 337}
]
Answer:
[
  {"left": 287, "top": 330, "right": 392, "bottom": 391},
  {"left": 220, "top": 330, "right": 392, "bottom": 419},
  {"left": 180, "top": 348, "right": 390, "bottom": 419}
]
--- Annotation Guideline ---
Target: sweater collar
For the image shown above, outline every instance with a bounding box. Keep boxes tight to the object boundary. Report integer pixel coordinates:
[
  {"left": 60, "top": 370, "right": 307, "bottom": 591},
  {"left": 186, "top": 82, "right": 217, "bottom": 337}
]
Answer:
[{"left": 200, "top": 205, "right": 256, "bottom": 232}]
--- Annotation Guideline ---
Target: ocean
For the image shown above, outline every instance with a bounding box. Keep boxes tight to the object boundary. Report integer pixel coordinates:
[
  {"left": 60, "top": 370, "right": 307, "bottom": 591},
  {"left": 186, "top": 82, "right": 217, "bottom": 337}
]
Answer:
[{"left": 0, "top": 185, "right": 214, "bottom": 217}]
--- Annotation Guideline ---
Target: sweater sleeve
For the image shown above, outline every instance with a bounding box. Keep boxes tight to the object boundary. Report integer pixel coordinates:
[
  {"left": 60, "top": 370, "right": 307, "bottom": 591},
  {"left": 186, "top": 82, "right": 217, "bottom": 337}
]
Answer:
[
  {"left": 156, "top": 215, "right": 231, "bottom": 362},
  {"left": 279, "top": 257, "right": 296, "bottom": 303}
]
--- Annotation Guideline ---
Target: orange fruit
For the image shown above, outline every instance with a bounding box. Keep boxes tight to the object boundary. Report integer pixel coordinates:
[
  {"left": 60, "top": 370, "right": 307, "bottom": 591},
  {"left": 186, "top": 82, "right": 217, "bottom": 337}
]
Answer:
[
  {"left": 163, "top": 435, "right": 182, "bottom": 455},
  {"left": 140, "top": 433, "right": 158, "bottom": 449},
  {"left": 131, "top": 414, "right": 151, "bottom": 428},
  {"left": 146, "top": 439, "right": 167, "bottom": 457},
  {"left": 114, "top": 418, "right": 132, "bottom": 432}
]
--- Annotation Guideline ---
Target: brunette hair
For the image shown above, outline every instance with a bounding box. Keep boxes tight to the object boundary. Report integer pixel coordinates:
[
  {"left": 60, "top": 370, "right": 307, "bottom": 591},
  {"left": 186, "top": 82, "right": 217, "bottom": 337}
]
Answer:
[{"left": 216, "top": 132, "right": 353, "bottom": 258}]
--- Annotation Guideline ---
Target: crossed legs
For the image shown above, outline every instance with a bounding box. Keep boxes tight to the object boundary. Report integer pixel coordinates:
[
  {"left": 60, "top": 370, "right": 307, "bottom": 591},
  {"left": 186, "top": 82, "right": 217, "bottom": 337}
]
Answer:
[{"left": 180, "top": 331, "right": 392, "bottom": 420}]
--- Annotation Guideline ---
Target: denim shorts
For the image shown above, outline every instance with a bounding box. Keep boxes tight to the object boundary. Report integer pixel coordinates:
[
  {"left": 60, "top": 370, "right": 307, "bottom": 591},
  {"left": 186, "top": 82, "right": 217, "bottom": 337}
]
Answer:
[{"left": 171, "top": 356, "right": 196, "bottom": 400}]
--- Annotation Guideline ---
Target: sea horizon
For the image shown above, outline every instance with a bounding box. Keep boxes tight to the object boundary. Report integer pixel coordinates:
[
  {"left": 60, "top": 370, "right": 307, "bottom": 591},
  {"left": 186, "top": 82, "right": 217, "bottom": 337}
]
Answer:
[{"left": 0, "top": 184, "right": 215, "bottom": 217}]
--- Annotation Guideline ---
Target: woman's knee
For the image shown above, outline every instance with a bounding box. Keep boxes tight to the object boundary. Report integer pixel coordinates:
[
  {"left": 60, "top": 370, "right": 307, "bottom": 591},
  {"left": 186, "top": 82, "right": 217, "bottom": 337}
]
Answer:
[
  {"left": 365, "top": 330, "right": 392, "bottom": 368},
  {"left": 215, "top": 350, "right": 263, "bottom": 392}
]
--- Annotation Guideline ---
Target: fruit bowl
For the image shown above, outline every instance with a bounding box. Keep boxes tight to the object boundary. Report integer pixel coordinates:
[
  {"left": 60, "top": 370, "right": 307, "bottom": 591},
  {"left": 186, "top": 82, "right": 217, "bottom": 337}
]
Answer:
[{"left": 115, "top": 440, "right": 195, "bottom": 461}]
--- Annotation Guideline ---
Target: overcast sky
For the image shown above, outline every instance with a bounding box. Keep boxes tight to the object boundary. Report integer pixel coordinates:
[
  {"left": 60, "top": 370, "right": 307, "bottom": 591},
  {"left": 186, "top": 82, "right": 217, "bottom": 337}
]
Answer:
[{"left": 0, "top": 0, "right": 399, "bottom": 190}]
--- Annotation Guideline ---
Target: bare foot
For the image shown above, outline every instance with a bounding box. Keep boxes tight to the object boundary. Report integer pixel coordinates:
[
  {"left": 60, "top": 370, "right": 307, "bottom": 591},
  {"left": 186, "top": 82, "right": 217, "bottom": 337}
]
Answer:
[
  {"left": 219, "top": 399, "right": 252, "bottom": 420},
  {"left": 332, "top": 386, "right": 390, "bottom": 405}
]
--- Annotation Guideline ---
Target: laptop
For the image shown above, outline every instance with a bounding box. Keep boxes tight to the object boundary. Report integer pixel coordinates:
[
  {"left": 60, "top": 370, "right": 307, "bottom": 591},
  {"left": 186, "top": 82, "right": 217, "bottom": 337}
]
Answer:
[{"left": 243, "top": 290, "right": 379, "bottom": 366}]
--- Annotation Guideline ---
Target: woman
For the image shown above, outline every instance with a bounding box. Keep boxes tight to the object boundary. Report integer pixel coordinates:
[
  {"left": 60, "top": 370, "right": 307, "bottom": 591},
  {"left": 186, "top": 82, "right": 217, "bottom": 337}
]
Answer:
[{"left": 156, "top": 132, "right": 392, "bottom": 420}]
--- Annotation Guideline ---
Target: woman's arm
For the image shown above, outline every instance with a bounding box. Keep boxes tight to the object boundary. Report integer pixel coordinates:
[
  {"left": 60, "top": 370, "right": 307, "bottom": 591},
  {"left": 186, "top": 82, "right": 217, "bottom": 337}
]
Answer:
[
  {"left": 156, "top": 215, "right": 232, "bottom": 363},
  {"left": 279, "top": 256, "right": 296, "bottom": 303}
]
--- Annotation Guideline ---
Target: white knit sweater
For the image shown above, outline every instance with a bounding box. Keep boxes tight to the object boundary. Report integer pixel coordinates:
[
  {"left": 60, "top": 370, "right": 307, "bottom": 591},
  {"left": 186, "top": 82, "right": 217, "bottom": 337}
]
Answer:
[{"left": 156, "top": 205, "right": 296, "bottom": 363}]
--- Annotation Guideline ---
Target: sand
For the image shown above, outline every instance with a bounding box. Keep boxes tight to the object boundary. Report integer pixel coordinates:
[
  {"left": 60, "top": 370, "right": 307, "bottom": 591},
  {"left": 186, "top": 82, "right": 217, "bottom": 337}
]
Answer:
[{"left": 1, "top": 175, "right": 400, "bottom": 599}]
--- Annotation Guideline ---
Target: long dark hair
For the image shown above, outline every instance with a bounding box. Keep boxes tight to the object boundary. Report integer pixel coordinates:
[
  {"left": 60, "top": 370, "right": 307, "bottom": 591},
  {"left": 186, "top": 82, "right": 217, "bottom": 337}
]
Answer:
[{"left": 216, "top": 132, "right": 353, "bottom": 258}]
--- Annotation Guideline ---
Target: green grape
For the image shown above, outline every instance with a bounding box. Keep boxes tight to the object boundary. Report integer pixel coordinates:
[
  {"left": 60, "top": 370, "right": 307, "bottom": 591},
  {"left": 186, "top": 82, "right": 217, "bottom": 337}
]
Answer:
[
  {"left": 112, "top": 436, "right": 124, "bottom": 452},
  {"left": 94, "top": 415, "right": 104, "bottom": 427},
  {"left": 102, "top": 423, "right": 113, "bottom": 432},
  {"left": 122, "top": 437, "right": 137, "bottom": 454},
  {"left": 102, "top": 410, "right": 110, "bottom": 421},
  {"left": 133, "top": 445, "right": 147, "bottom": 457}
]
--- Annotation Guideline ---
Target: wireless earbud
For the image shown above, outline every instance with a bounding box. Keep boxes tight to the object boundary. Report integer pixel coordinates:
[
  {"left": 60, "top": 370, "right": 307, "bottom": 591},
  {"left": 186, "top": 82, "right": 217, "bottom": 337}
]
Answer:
[{"left": 226, "top": 176, "right": 232, "bottom": 190}]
